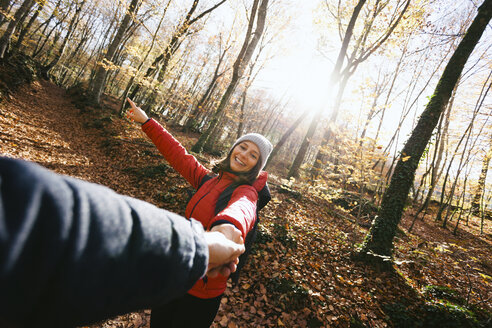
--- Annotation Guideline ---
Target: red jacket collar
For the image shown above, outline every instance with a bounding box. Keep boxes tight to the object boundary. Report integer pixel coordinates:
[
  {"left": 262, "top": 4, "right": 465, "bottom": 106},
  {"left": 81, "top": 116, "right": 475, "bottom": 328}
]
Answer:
[{"left": 219, "top": 170, "right": 268, "bottom": 192}]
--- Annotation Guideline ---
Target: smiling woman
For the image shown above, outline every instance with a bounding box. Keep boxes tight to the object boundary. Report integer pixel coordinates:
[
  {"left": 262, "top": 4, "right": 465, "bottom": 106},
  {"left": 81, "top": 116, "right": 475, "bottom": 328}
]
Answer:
[{"left": 124, "top": 98, "right": 273, "bottom": 328}]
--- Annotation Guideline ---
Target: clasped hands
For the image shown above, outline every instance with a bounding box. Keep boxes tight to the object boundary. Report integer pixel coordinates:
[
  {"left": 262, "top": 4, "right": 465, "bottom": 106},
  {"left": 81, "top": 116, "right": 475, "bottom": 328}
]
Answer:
[{"left": 205, "top": 224, "right": 244, "bottom": 278}]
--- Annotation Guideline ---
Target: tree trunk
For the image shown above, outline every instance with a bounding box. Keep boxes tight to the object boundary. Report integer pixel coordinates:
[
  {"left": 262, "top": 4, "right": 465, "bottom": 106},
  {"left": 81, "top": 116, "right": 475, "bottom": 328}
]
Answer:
[
  {"left": 0, "top": 0, "right": 35, "bottom": 58},
  {"left": 0, "top": 0, "right": 11, "bottom": 26},
  {"left": 265, "top": 109, "right": 308, "bottom": 169},
  {"left": 358, "top": 0, "right": 492, "bottom": 261},
  {"left": 192, "top": 0, "right": 268, "bottom": 153},
  {"left": 89, "top": 0, "right": 140, "bottom": 104},
  {"left": 471, "top": 138, "right": 491, "bottom": 215},
  {"left": 15, "top": 0, "right": 45, "bottom": 49}
]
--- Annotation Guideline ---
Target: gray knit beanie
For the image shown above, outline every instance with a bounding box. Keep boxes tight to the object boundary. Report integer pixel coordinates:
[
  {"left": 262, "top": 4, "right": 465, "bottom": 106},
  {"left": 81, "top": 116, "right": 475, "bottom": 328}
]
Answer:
[{"left": 232, "top": 133, "right": 273, "bottom": 170}]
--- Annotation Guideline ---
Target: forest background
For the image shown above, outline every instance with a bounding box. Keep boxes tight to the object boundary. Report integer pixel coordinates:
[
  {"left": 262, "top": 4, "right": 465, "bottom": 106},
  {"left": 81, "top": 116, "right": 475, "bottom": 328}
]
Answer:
[{"left": 0, "top": 0, "right": 491, "bottom": 327}]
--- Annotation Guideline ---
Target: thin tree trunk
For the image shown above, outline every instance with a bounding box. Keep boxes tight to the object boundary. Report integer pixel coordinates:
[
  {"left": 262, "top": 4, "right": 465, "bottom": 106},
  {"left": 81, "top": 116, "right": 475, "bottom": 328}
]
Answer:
[
  {"left": 437, "top": 75, "right": 491, "bottom": 223},
  {"left": 372, "top": 36, "right": 410, "bottom": 151},
  {"left": 453, "top": 174, "right": 469, "bottom": 235},
  {"left": 118, "top": 0, "right": 171, "bottom": 115},
  {"left": 127, "top": 0, "right": 226, "bottom": 104},
  {"left": 59, "top": 16, "right": 95, "bottom": 85},
  {"left": 288, "top": 0, "right": 368, "bottom": 178},
  {"left": 309, "top": 72, "right": 352, "bottom": 177},
  {"left": 310, "top": 0, "right": 411, "bottom": 176},
  {"left": 185, "top": 42, "right": 230, "bottom": 129},
  {"left": 471, "top": 138, "right": 492, "bottom": 214},
  {"left": 265, "top": 109, "right": 308, "bottom": 169}
]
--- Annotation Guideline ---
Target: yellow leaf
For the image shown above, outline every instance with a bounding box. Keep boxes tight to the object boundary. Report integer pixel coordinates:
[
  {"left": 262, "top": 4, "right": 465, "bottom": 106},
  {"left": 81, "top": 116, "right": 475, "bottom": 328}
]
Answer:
[
  {"left": 278, "top": 319, "right": 285, "bottom": 326},
  {"left": 242, "top": 283, "right": 251, "bottom": 289},
  {"left": 479, "top": 273, "right": 491, "bottom": 281},
  {"left": 402, "top": 156, "right": 411, "bottom": 162}
]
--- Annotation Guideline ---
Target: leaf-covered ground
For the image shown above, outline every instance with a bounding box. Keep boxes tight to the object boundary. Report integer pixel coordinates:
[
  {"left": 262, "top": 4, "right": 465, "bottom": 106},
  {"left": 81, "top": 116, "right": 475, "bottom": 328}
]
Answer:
[{"left": 1, "top": 80, "right": 491, "bottom": 327}]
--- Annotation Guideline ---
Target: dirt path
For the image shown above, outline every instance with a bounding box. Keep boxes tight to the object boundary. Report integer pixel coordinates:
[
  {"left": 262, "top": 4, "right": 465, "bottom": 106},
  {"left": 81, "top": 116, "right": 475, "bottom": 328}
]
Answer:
[{"left": 1, "top": 80, "right": 112, "bottom": 181}]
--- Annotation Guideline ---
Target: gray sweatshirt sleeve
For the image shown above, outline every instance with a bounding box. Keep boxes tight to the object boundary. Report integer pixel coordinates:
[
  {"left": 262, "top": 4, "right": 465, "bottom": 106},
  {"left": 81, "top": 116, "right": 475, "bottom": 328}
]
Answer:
[{"left": 0, "top": 157, "right": 208, "bottom": 327}]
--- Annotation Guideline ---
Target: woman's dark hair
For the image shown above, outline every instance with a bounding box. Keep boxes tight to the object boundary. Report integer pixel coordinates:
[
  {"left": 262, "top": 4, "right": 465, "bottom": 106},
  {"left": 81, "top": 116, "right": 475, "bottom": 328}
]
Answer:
[{"left": 212, "top": 144, "right": 262, "bottom": 185}]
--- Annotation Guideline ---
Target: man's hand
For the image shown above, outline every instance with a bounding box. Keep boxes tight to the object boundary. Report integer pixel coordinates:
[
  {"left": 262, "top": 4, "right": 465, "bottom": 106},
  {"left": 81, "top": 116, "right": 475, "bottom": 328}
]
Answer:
[{"left": 203, "top": 230, "right": 244, "bottom": 278}]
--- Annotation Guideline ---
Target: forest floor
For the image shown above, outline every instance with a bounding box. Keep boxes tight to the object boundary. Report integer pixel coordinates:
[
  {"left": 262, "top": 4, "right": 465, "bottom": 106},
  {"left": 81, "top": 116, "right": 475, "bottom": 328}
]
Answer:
[{"left": 1, "top": 79, "right": 491, "bottom": 328}]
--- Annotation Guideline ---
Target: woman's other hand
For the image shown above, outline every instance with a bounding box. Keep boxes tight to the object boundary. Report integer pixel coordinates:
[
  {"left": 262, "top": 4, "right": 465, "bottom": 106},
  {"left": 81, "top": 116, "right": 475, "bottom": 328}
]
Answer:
[
  {"left": 126, "top": 98, "right": 149, "bottom": 124},
  {"left": 210, "top": 224, "right": 243, "bottom": 245}
]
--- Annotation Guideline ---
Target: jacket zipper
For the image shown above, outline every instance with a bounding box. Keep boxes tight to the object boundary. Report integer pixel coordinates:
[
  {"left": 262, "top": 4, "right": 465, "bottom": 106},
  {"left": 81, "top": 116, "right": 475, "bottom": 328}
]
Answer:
[
  {"left": 188, "top": 175, "right": 222, "bottom": 290},
  {"left": 187, "top": 175, "right": 221, "bottom": 219}
]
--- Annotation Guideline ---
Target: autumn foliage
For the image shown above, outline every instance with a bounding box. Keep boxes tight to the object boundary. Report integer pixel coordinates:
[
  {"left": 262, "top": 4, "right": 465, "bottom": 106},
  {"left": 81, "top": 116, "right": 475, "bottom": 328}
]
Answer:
[{"left": 0, "top": 80, "right": 490, "bottom": 327}]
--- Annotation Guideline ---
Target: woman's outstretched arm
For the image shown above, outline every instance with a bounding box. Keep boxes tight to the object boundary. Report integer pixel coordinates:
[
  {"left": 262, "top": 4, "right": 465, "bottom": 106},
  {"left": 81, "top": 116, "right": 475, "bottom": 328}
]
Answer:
[{"left": 126, "top": 98, "right": 209, "bottom": 188}]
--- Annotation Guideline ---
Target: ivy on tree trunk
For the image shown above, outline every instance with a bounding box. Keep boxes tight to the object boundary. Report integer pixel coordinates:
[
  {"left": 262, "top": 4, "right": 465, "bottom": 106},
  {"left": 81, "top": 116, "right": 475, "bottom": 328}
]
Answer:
[{"left": 358, "top": 0, "right": 492, "bottom": 264}]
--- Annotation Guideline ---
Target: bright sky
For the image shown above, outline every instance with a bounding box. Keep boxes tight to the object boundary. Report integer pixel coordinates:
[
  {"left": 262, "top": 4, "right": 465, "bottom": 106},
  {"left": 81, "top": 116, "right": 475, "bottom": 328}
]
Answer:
[
  {"left": 254, "top": 0, "right": 336, "bottom": 115},
  {"left": 205, "top": 0, "right": 490, "bottom": 168}
]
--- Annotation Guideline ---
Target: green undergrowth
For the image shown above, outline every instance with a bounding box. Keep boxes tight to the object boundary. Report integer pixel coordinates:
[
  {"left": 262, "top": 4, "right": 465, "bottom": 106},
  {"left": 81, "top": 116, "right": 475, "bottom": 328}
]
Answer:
[
  {"left": 383, "top": 285, "right": 491, "bottom": 327},
  {"left": 266, "top": 277, "right": 310, "bottom": 311}
]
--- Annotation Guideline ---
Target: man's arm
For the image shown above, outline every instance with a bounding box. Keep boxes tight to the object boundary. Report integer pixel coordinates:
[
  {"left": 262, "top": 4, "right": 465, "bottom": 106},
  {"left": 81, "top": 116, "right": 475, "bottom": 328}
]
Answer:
[{"left": 0, "top": 157, "right": 210, "bottom": 327}]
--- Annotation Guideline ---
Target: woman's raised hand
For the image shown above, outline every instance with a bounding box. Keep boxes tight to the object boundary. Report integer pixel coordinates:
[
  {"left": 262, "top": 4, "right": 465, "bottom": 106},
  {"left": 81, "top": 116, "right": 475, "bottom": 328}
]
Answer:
[{"left": 126, "top": 98, "right": 149, "bottom": 124}]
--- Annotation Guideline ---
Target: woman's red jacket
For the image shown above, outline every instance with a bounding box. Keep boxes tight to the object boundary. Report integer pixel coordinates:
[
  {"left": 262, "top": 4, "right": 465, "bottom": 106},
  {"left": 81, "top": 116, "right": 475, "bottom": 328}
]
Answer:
[{"left": 142, "top": 119, "right": 268, "bottom": 298}]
